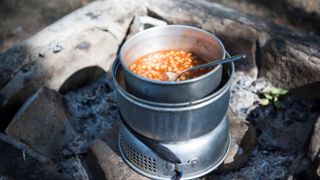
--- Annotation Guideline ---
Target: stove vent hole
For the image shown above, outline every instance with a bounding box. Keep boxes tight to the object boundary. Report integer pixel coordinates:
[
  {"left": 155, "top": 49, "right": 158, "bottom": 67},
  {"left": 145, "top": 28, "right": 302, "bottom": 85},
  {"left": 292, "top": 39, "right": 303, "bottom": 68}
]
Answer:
[{"left": 121, "top": 138, "right": 157, "bottom": 172}]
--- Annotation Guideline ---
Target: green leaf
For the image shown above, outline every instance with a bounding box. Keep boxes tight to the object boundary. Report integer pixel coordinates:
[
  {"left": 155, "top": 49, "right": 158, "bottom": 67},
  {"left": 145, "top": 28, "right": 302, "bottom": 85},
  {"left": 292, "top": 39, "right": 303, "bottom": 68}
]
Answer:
[
  {"left": 270, "top": 87, "right": 281, "bottom": 95},
  {"left": 259, "top": 98, "right": 269, "bottom": 106},
  {"left": 264, "top": 93, "right": 273, "bottom": 100},
  {"left": 279, "top": 88, "right": 288, "bottom": 95},
  {"left": 270, "top": 87, "right": 288, "bottom": 96}
]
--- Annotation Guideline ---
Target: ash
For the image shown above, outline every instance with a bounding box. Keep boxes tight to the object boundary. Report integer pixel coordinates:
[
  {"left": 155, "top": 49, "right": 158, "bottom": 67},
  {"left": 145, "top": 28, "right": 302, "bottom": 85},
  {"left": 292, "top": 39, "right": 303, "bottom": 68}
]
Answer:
[
  {"left": 64, "top": 74, "right": 118, "bottom": 150},
  {"left": 215, "top": 150, "right": 295, "bottom": 179},
  {"left": 57, "top": 157, "right": 89, "bottom": 180}
]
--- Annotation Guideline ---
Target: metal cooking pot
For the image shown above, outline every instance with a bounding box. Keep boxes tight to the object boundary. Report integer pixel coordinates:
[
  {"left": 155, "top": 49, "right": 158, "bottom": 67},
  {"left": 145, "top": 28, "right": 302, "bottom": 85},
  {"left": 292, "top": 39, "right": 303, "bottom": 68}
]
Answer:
[
  {"left": 119, "top": 25, "right": 225, "bottom": 103},
  {"left": 112, "top": 58, "right": 234, "bottom": 142}
]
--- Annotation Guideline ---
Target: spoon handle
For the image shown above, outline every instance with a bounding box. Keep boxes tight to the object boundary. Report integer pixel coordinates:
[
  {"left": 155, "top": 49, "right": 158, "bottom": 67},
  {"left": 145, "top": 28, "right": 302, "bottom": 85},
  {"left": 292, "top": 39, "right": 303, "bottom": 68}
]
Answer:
[
  {"left": 190, "top": 54, "right": 246, "bottom": 71},
  {"left": 176, "top": 54, "right": 246, "bottom": 80}
]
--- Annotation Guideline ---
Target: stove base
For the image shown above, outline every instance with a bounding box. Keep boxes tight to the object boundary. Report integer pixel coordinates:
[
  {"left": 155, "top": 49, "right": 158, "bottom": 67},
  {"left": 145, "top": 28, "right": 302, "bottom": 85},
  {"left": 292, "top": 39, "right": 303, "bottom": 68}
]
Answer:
[{"left": 119, "top": 116, "right": 230, "bottom": 180}]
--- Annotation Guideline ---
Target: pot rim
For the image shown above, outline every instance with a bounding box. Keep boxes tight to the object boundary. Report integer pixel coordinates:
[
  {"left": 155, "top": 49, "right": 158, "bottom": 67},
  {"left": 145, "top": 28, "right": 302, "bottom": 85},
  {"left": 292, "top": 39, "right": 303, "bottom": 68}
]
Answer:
[
  {"left": 112, "top": 52, "right": 234, "bottom": 108},
  {"left": 116, "top": 82, "right": 229, "bottom": 111},
  {"left": 119, "top": 25, "right": 226, "bottom": 85}
]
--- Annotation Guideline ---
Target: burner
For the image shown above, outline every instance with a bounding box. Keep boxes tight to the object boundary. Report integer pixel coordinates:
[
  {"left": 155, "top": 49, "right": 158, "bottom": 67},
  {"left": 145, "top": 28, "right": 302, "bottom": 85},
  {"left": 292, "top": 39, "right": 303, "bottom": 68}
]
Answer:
[{"left": 119, "top": 116, "right": 230, "bottom": 180}]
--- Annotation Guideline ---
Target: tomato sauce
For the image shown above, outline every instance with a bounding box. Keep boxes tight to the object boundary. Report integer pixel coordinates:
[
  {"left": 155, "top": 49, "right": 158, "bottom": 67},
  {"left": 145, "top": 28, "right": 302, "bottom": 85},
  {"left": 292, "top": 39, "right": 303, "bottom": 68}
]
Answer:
[{"left": 129, "top": 50, "right": 212, "bottom": 81}]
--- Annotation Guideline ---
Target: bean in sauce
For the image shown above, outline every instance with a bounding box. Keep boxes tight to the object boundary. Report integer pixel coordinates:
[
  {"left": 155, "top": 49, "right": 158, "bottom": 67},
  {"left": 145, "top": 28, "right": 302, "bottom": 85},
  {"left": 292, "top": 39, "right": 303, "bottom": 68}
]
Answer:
[{"left": 129, "top": 50, "right": 212, "bottom": 81}]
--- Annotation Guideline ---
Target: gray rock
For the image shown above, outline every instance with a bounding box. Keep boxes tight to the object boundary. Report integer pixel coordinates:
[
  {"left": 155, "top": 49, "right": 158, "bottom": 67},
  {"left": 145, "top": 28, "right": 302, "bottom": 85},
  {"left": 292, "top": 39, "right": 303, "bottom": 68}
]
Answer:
[
  {"left": 249, "top": 77, "right": 273, "bottom": 94},
  {"left": 5, "top": 87, "right": 76, "bottom": 161},
  {"left": 309, "top": 115, "right": 320, "bottom": 178},
  {"left": 126, "top": 15, "right": 167, "bottom": 40},
  {"left": 0, "top": 133, "right": 71, "bottom": 179},
  {"left": 208, "top": 0, "right": 320, "bottom": 35},
  {"left": 258, "top": 38, "right": 320, "bottom": 89},
  {"left": 309, "top": 115, "right": 320, "bottom": 161},
  {"left": 83, "top": 139, "right": 149, "bottom": 180}
]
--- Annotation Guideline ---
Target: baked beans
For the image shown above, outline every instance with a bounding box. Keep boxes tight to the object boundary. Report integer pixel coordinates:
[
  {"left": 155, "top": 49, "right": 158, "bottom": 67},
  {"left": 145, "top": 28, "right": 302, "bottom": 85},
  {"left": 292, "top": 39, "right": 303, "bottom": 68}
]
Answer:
[{"left": 129, "top": 50, "right": 212, "bottom": 81}]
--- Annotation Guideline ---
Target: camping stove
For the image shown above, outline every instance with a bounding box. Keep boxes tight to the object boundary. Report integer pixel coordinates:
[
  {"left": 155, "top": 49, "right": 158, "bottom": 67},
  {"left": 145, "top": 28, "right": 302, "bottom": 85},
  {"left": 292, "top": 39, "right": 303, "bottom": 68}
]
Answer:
[
  {"left": 113, "top": 25, "right": 235, "bottom": 179},
  {"left": 118, "top": 116, "right": 230, "bottom": 180},
  {"left": 113, "top": 56, "right": 234, "bottom": 179}
]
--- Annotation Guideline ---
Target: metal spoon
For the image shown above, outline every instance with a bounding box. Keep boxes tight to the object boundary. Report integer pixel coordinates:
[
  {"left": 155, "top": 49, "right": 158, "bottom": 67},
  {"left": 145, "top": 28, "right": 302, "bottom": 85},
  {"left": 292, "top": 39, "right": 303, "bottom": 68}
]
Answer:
[{"left": 166, "top": 54, "right": 246, "bottom": 81}]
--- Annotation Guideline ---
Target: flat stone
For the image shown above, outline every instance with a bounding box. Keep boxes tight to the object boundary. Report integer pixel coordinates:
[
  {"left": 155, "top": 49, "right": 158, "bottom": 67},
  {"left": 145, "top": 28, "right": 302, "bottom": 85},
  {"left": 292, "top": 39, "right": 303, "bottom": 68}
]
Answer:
[
  {"left": 0, "top": 133, "right": 71, "bottom": 179},
  {"left": 258, "top": 38, "right": 320, "bottom": 89},
  {"left": 5, "top": 87, "right": 76, "bottom": 161},
  {"left": 83, "top": 139, "right": 149, "bottom": 180},
  {"left": 215, "top": 108, "right": 256, "bottom": 172}
]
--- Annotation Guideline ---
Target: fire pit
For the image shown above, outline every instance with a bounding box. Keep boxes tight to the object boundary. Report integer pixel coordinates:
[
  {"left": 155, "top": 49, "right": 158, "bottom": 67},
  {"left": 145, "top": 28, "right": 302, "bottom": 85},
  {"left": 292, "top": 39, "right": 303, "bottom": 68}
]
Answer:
[{"left": 112, "top": 26, "right": 235, "bottom": 179}]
